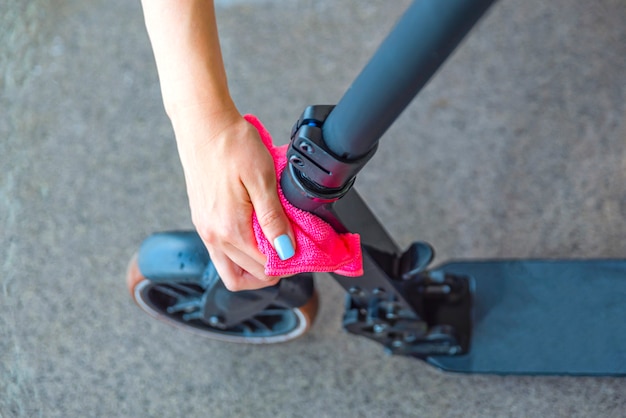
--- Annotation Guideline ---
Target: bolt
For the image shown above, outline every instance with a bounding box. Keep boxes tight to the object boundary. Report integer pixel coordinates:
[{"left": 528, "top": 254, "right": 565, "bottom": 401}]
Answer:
[
  {"left": 348, "top": 286, "right": 364, "bottom": 297},
  {"left": 448, "top": 346, "right": 460, "bottom": 355},
  {"left": 208, "top": 315, "right": 223, "bottom": 327},
  {"left": 373, "top": 324, "right": 387, "bottom": 334},
  {"left": 372, "top": 287, "right": 386, "bottom": 297},
  {"left": 289, "top": 155, "right": 305, "bottom": 167},
  {"left": 299, "top": 141, "right": 314, "bottom": 154},
  {"left": 385, "top": 310, "right": 398, "bottom": 320}
]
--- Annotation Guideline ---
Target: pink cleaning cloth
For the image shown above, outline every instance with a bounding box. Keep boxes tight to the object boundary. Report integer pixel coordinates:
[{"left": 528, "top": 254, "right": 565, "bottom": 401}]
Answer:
[{"left": 246, "top": 114, "right": 363, "bottom": 277}]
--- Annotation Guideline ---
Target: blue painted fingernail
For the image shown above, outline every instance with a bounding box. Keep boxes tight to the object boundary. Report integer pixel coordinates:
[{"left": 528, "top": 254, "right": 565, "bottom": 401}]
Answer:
[{"left": 274, "top": 234, "right": 295, "bottom": 261}]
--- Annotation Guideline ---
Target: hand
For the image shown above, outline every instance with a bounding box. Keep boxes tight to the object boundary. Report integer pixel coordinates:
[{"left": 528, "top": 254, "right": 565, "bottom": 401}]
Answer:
[{"left": 173, "top": 109, "right": 295, "bottom": 291}]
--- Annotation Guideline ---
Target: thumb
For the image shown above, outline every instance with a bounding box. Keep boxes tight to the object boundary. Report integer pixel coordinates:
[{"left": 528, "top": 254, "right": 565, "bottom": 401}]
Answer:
[{"left": 251, "top": 186, "right": 296, "bottom": 261}]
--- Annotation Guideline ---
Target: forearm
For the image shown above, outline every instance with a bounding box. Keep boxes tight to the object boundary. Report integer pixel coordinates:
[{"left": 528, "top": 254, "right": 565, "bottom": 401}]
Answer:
[{"left": 141, "top": 0, "right": 238, "bottom": 131}]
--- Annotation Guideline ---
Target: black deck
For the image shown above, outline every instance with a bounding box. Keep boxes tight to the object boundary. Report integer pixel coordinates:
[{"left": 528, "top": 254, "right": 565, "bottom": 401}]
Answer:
[{"left": 427, "top": 260, "right": 626, "bottom": 375}]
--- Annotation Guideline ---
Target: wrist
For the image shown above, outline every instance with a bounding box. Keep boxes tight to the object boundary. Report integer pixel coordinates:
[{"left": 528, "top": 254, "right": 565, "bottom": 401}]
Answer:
[
  {"left": 164, "top": 82, "right": 236, "bottom": 121},
  {"left": 170, "top": 99, "right": 241, "bottom": 143}
]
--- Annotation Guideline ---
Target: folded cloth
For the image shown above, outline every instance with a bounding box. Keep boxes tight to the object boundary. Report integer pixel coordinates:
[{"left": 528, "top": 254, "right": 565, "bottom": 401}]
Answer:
[{"left": 246, "top": 114, "right": 363, "bottom": 277}]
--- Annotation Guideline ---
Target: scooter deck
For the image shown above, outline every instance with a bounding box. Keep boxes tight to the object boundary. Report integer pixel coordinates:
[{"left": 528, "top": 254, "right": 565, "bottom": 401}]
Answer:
[{"left": 426, "top": 259, "right": 626, "bottom": 375}]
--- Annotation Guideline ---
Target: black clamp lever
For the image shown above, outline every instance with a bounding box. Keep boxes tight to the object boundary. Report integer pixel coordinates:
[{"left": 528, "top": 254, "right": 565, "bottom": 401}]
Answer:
[{"left": 282, "top": 105, "right": 377, "bottom": 202}]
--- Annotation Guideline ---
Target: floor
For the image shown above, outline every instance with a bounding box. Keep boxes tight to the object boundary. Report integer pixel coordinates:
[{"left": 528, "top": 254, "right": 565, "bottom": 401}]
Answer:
[{"left": 2, "top": 0, "right": 625, "bottom": 416}]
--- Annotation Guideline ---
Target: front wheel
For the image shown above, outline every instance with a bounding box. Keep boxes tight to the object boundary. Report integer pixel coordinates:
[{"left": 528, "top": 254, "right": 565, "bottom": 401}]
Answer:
[{"left": 126, "top": 255, "right": 319, "bottom": 344}]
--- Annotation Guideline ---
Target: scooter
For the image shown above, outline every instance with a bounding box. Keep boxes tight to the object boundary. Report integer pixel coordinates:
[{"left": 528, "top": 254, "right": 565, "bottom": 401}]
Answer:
[{"left": 126, "top": 0, "right": 626, "bottom": 375}]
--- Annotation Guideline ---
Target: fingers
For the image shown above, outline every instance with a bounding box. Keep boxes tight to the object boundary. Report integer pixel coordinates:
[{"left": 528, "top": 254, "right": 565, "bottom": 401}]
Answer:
[
  {"left": 208, "top": 245, "right": 281, "bottom": 291},
  {"left": 180, "top": 116, "right": 295, "bottom": 291},
  {"left": 247, "top": 172, "right": 296, "bottom": 262},
  {"left": 199, "top": 183, "right": 293, "bottom": 291},
  {"left": 197, "top": 218, "right": 277, "bottom": 291}
]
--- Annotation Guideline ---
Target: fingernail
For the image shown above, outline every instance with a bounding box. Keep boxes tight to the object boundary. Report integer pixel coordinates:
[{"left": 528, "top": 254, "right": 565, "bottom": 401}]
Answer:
[{"left": 274, "top": 234, "right": 295, "bottom": 261}]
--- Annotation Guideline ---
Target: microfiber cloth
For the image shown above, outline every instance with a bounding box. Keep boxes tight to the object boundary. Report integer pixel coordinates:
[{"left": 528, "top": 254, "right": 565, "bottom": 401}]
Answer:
[{"left": 246, "top": 114, "right": 363, "bottom": 277}]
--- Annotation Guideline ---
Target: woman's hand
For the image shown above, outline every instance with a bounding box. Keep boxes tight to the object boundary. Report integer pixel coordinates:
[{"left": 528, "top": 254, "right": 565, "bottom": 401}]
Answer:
[{"left": 173, "top": 108, "right": 295, "bottom": 291}]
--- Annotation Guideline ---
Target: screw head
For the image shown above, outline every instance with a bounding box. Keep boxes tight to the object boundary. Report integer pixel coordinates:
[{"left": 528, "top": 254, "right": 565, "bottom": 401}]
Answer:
[
  {"left": 391, "top": 339, "right": 404, "bottom": 348},
  {"left": 208, "top": 315, "right": 223, "bottom": 327},
  {"left": 299, "top": 141, "right": 314, "bottom": 154},
  {"left": 372, "top": 287, "right": 386, "bottom": 297},
  {"left": 385, "top": 311, "right": 398, "bottom": 320},
  {"left": 348, "top": 286, "right": 363, "bottom": 297},
  {"left": 289, "top": 155, "right": 305, "bottom": 167},
  {"left": 373, "top": 324, "right": 387, "bottom": 334}
]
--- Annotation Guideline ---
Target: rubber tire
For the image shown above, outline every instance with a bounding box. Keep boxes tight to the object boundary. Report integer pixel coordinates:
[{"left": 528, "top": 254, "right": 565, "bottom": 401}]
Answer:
[{"left": 126, "top": 254, "right": 319, "bottom": 343}]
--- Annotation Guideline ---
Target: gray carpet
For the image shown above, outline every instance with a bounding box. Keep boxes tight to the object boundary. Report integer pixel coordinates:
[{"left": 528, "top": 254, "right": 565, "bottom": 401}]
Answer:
[{"left": 2, "top": 0, "right": 625, "bottom": 416}]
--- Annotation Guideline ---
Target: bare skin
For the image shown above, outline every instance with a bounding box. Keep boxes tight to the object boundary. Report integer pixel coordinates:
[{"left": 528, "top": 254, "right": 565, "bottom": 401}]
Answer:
[{"left": 141, "top": 0, "right": 295, "bottom": 291}]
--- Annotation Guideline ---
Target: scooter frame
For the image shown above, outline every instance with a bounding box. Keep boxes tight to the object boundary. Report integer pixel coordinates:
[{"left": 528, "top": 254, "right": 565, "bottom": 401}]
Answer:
[{"left": 132, "top": 0, "right": 626, "bottom": 375}]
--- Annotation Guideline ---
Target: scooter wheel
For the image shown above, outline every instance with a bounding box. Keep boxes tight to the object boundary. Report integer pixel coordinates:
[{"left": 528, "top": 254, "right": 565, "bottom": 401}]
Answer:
[{"left": 126, "top": 254, "right": 319, "bottom": 344}]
